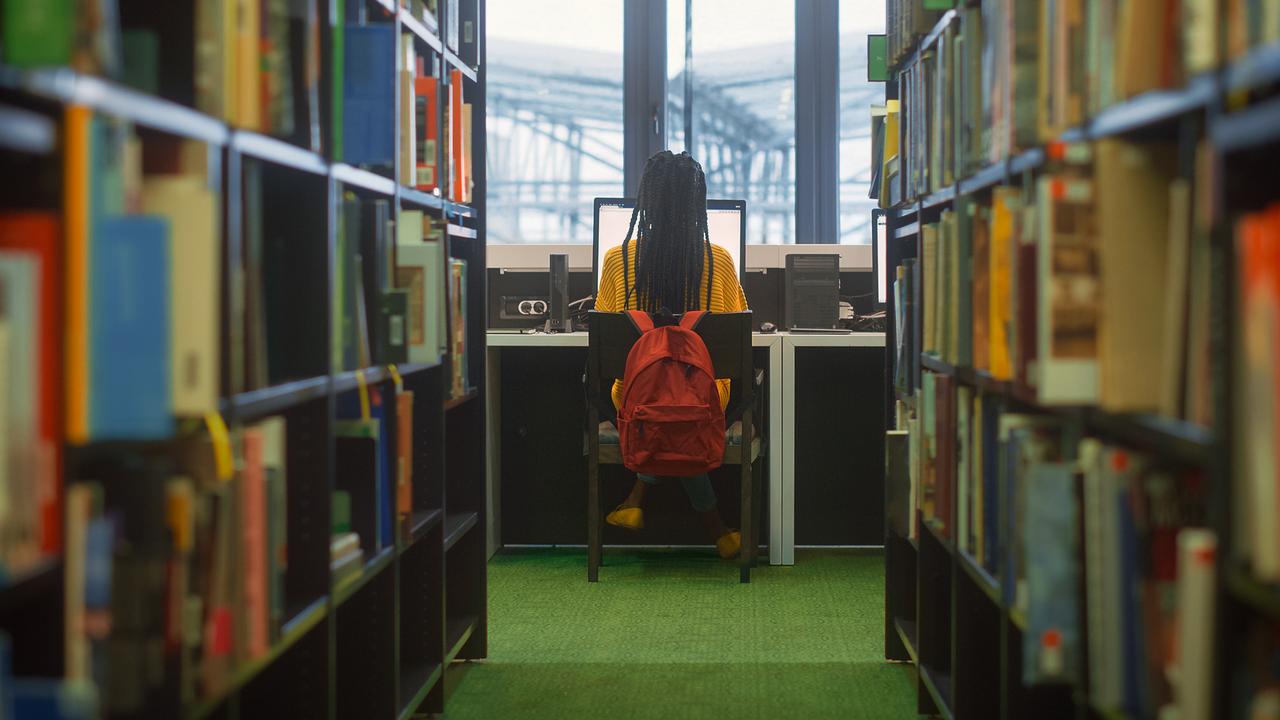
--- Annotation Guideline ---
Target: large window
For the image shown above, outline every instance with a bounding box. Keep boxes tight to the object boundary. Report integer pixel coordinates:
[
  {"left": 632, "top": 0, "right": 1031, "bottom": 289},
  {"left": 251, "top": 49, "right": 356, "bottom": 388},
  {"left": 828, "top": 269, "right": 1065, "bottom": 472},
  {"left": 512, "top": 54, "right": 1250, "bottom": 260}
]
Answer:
[
  {"left": 485, "top": 1, "right": 624, "bottom": 243},
  {"left": 838, "top": 1, "right": 885, "bottom": 244},
  {"left": 667, "top": 0, "right": 796, "bottom": 244}
]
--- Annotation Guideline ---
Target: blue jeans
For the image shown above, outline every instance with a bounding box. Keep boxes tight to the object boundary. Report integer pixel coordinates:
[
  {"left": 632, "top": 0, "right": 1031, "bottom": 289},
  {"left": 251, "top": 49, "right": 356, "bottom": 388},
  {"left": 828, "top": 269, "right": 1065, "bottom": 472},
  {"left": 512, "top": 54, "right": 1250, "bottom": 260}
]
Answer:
[{"left": 638, "top": 473, "right": 717, "bottom": 512}]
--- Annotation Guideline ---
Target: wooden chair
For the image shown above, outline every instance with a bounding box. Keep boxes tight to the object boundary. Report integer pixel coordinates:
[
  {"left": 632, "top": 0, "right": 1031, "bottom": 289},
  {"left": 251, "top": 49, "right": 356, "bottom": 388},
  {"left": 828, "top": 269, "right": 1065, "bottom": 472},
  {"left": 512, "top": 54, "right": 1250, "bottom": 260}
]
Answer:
[{"left": 585, "top": 310, "right": 764, "bottom": 583}]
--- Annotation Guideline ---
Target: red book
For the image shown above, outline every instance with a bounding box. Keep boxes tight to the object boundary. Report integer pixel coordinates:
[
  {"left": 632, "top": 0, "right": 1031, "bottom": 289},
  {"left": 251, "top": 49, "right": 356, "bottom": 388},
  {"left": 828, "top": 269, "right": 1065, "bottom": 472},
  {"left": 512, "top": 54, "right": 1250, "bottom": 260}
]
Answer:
[
  {"left": 415, "top": 78, "right": 439, "bottom": 192},
  {"left": 449, "top": 69, "right": 466, "bottom": 202},
  {"left": 396, "top": 391, "right": 414, "bottom": 525},
  {"left": 0, "top": 212, "right": 62, "bottom": 554},
  {"left": 241, "top": 429, "right": 269, "bottom": 659}
]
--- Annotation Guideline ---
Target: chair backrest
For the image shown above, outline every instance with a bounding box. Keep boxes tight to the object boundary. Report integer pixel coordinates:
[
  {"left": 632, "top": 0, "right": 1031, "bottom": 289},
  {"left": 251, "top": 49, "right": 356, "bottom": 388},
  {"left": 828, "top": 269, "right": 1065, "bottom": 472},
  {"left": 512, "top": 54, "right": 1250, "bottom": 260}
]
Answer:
[{"left": 586, "top": 310, "right": 753, "bottom": 413}]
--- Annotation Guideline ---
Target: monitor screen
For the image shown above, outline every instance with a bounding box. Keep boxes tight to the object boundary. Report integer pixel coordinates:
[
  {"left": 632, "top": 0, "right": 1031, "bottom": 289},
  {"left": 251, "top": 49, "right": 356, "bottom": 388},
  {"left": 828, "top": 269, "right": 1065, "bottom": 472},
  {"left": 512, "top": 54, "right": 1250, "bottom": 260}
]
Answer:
[{"left": 592, "top": 198, "right": 746, "bottom": 291}]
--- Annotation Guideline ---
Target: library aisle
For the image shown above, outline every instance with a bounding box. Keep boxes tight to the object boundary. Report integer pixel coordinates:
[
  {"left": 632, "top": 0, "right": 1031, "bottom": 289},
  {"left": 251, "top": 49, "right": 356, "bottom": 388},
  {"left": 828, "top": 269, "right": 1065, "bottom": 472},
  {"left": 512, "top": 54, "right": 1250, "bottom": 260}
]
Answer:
[{"left": 442, "top": 550, "right": 916, "bottom": 720}]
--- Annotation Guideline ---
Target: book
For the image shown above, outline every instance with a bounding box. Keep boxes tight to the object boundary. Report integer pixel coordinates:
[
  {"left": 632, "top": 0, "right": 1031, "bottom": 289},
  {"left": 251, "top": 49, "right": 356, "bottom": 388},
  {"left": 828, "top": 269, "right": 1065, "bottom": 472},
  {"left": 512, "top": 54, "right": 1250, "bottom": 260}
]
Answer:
[
  {"left": 0, "top": 212, "right": 61, "bottom": 556},
  {"left": 396, "top": 390, "right": 414, "bottom": 532},
  {"left": 141, "top": 171, "right": 221, "bottom": 417},
  {"left": 343, "top": 24, "right": 396, "bottom": 167},
  {"left": 240, "top": 427, "right": 269, "bottom": 660},
  {"left": 448, "top": 257, "right": 469, "bottom": 397},
  {"left": 449, "top": 69, "right": 467, "bottom": 202},
  {"left": 1095, "top": 139, "right": 1179, "bottom": 413},
  {"left": 90, "top": 215, "right": 172, "bottom": 439},
  {"left": 397, "top": 240, "right": 446, "bottom": 365},
  {"left": 400, "top": 32, "right": 417, "bottom": 187},
  {"left": 1035, "top": 174, "right": 1099, "bottom": 405},
  {"left": 989, "top": 187, "right": 1018, "bottom": 380},
  {"left": 2, "top": 0, "right": 75, "bottom": 67},
  {"left": 338, "top": 389, "right": 394, "bottom": 550},
  {"left": 971, "top": 205, "right": 990, "bottom": 372},
  {"left": 235, "top": 0, "right": 262, "bottom": 130},
  {"left": 1175, "top": 529, "right": 1216, "bottom": 720},
  {"left": 921, "top": 223, "right": 938, "bottom": 356},
  {"left": 1023, "top": 461, "right": 1080, "bottom": 684},
  {"left": 1160, "top": 179, "right": 1193, "bottom": 419},
  {"left": 415, "top": 72, "right": 440, "bottom": 192},
  {"left": 1235, "top": 204, "right": 1280, "bottom": 581}
]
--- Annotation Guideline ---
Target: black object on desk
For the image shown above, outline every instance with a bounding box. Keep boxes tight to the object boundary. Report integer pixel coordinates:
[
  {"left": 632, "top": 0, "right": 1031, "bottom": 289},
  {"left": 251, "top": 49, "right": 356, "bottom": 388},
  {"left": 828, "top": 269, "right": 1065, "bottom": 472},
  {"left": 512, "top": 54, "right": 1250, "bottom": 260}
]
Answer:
[
  {"left": 544, "top": 252, "right": 574, "bottom": 333},
  {"left": 784, "top": 254, "right": 840, "bottom": 330}
]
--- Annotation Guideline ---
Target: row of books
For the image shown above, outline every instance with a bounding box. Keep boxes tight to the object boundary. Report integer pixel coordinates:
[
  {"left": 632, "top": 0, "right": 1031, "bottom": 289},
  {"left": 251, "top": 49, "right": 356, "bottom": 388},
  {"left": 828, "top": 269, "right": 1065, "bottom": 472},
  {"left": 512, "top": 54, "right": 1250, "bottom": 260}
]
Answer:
[
  {"left": 2, "top": 0, "right": 324, "bottom": 150},
  {"left": 878, "top": 0, "right": 1266, "bottom": 204},
  {"left": 63, "top": 111, "right": 223, "bottom": 441},
  {"left": 893, "top": 371, "right": 1215, "bottom": 719},
  {"left": 63, "top": 418, "right": 288, "bottom": 715},
  {"left": 3, "top": 0, "right": 475, "bottom": 168},
  {"left": 343, "top": 18, "right": 473, "bottom": 202},
  {"left": 892, "top": 138, "right": 1213, "bottom": 425},
  {"left": 333, "top": 381, "right": 418, "bottom": 567}
]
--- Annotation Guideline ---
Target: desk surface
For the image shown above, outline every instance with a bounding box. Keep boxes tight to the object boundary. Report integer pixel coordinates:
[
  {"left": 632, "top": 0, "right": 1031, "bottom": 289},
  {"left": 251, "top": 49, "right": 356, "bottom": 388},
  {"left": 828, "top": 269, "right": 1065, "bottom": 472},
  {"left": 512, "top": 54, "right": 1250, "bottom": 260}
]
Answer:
[{"left": 487, "top": 330, "right": 885, "bottom": 348}]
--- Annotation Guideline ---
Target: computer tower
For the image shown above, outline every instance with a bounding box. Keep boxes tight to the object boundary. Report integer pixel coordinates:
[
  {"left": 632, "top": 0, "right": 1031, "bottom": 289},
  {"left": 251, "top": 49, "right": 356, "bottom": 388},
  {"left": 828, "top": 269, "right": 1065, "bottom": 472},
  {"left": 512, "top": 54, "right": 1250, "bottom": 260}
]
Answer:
[
  {"left": 545, "top": 252, "right": 574, "bottom": 332},
  {"left": 784, "top": 254, "right": 840, "bottom": 330}
]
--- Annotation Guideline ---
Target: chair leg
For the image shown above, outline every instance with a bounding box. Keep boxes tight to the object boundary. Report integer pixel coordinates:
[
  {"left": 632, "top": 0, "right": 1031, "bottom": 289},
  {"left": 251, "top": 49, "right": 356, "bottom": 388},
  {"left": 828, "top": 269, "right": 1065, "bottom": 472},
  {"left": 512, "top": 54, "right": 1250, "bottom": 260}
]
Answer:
[
  {"left": 588, "top": 457, "right": 600, "bottom": 582},
  {"left": 739, "top": 466, "right": 752, "bottom": 584}
]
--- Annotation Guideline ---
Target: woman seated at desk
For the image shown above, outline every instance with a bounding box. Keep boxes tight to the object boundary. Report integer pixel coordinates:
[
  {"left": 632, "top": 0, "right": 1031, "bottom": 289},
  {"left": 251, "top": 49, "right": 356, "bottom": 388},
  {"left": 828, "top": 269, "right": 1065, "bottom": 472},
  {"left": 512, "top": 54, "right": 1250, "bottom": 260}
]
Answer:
[{"left": 595, "top": 150, "right": 748, "bottom": 560}]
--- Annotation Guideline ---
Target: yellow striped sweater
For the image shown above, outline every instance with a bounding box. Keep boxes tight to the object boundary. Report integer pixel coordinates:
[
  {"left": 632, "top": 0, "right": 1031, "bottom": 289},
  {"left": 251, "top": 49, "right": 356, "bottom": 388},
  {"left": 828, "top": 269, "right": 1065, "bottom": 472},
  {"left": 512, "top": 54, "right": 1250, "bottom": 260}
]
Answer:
[{"left": 596, "top": 240, "right": 749, "bottom": 409}]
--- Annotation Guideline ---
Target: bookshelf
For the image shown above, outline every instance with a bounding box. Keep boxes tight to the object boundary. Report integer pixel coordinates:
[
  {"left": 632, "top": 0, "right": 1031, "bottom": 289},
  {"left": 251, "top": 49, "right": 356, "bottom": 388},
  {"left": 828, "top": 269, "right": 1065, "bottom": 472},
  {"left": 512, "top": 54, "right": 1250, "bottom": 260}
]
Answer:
[
  {"left": 0, "top": 0, "right": 486, "bottom": 717},
  {"left": 879, "top": 2, "right": 1280, "bottom": 719}
]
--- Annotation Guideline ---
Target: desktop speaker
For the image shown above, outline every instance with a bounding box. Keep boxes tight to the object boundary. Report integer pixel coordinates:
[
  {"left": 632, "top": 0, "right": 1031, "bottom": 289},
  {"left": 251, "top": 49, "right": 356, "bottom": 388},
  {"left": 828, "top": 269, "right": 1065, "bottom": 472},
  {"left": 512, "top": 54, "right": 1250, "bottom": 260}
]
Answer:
[
  {"left": 784, "top": 254, "right": 840, "bottom": 330},
  {"left": 545, "top": 252, "right": 574, "bottom": 333}
]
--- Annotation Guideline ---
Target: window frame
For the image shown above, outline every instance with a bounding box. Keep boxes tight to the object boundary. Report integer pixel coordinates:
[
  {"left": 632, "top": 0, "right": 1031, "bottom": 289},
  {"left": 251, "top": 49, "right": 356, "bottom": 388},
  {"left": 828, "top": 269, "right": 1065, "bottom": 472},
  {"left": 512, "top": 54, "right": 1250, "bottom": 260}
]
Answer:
[{"left": 488, "top": 0, "right": 848, "bottom": 245}]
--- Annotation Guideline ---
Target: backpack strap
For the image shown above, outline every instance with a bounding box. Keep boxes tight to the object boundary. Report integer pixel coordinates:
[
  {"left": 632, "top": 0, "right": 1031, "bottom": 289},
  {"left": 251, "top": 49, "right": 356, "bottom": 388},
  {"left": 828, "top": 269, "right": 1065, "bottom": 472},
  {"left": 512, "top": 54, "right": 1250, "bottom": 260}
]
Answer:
[
  {"left": 678, "top": 310, "right": 705, "bottom": 330},
  {"left": 627, "top": 310, "right": 655, "bottom": 333}
]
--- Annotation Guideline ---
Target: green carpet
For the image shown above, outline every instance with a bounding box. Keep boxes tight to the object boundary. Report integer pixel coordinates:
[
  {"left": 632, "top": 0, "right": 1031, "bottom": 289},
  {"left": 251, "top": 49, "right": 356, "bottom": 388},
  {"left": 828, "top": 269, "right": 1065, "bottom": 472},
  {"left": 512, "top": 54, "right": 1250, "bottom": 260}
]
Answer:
[{"left": 443, "top": 548, "right": 918, "bottom": 719}]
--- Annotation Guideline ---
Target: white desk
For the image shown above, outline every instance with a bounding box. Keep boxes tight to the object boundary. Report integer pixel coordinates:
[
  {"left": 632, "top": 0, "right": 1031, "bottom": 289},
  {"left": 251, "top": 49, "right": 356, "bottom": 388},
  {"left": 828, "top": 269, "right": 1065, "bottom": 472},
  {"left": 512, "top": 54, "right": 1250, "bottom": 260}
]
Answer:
[{"left": 485, "top": 330, "right": 883, "bottom": 565}]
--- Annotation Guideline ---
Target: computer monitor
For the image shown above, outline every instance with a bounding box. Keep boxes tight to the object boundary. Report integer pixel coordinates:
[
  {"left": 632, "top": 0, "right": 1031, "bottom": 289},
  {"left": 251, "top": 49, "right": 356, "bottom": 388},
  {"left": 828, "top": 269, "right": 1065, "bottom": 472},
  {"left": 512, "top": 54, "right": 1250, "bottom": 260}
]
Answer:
[{"left": 592, "top": 198, "right": 746, "bottom": 293}]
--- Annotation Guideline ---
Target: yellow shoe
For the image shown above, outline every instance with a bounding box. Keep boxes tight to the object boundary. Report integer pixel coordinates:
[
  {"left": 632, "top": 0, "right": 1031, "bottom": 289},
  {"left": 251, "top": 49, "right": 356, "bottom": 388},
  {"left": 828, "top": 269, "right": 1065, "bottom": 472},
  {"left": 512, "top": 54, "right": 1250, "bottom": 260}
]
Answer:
[
  {"left": 606, "top": 505, "right": 644, "bottom": 531},
  {"left": 716, "top": 531, "right": 742, "bottom": 560}
]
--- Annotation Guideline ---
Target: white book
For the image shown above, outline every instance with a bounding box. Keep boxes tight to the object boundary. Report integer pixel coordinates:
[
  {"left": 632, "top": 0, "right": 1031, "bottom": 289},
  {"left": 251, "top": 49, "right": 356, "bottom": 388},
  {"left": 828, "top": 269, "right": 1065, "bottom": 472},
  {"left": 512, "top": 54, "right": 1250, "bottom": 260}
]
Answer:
[
  {"left": 396, "top": 241, "right": 446, "bottom": 364},
  {"left": 1175, "top": 529, "right": 1216, "bottom": 720},
  {"left": 397, "top": 210, "right": 424, "bottom": 247},
  {"left": 143, "top": 174, "right": 221, "bottom": 416},
  {"left": 1036, "top": 177, "right": 1099, "bottom": 405}
]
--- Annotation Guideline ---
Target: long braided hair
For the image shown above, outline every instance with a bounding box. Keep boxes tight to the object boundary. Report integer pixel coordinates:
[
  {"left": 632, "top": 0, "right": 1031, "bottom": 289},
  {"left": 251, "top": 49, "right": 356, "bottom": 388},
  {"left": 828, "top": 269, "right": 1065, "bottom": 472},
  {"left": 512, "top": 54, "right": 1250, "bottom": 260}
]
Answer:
[{"left": 621, "top": 151, "right": 714, "bottom": 314}]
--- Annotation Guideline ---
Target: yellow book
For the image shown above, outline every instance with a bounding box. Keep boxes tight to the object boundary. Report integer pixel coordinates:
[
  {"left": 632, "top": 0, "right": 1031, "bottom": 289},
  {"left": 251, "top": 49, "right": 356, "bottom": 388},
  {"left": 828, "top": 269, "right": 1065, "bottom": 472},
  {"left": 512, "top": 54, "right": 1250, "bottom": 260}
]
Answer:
[
  {"left": 880, "top": 100, "right": 900, "bottom": 209},
  {"left": 142, "top": 172, "right": 221, "bottom": 417},
  {"left": 989, "top": 187, "right": 1017, "bottom": 380},
  {"left": 236, "top": 0, "right": 261, "bottom": 129},
  {"left": 922, "top": 223, "right": 938, "bottom": 356},
  {"left": 65, "top": 105, "right": 91, "bottom": 444},
  {"left": 461, "top": 103, "right": 473, "bottom": 203},
  {"left": 400, "top": 33, "right": 416, "bottom": 187},
  {"left": 1095, "top": 139, "right": 1178, "bottom": 412}
]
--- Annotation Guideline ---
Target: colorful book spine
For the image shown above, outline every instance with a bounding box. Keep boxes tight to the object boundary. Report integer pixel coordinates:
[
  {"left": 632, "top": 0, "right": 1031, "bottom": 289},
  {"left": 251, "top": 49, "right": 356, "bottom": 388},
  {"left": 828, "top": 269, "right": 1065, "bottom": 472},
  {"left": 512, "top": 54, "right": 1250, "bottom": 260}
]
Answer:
[
  {"left": 343, "top": 24, "right": 397, "bottom": 166},
  {"left": 90, "top": 215, "right": 171, "bottom": 439}
]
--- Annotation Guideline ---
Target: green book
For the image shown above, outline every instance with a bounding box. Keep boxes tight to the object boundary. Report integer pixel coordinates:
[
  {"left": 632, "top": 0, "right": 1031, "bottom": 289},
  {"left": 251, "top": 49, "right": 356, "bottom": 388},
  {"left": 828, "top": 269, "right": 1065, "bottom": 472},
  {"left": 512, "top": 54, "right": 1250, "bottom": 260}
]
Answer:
[
  {"left": 2, "top": 0, "right": 74, "bottom": 68},
  {"left": 121, "top": 29, "right": 159, "bottom": 95}
]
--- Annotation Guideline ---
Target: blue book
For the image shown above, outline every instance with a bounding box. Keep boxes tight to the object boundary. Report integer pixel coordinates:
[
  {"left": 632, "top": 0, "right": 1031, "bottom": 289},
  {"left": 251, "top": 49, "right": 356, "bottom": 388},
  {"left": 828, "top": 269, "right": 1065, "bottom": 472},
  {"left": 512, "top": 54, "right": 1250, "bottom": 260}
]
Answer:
[
  {"left": 12, "top": 679, "right": 96, "bottom": 720},
  {"left": 90, "top": 215, "right": 171, "bottom": 439},
  {"left": 343, "top": 25, "right": 396, "bottom": 167},
  {"left": 337, "top": 389, "right": 393, "bottom": 550},
  {"left": 1023, "top": 462, "right": 1080, "bottom": 685}
]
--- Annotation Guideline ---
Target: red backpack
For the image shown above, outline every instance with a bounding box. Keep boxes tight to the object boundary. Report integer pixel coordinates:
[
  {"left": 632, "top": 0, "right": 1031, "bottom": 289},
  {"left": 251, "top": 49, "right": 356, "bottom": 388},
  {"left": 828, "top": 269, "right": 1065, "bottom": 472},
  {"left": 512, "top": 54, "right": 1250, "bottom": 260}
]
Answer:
[{"left": 617, "top": 310, "right": 725, "bottom": 475}]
